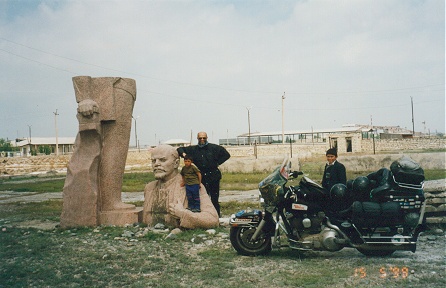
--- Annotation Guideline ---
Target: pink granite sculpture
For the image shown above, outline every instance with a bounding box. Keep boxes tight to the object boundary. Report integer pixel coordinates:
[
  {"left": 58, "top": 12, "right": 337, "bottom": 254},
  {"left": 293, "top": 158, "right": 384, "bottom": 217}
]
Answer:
[{"left": 60, "top": 76, "right": 141, "bottom": 227}]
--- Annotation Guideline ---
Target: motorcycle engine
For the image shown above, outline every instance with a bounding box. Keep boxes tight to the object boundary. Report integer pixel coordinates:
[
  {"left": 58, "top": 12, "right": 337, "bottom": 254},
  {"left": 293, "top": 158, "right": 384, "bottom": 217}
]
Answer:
[
  {"left": 288, "top": 210, "right": 343, "bottom": 251},
  {"left": 288, "top": 210, "right": 325, "bottom": 238}
]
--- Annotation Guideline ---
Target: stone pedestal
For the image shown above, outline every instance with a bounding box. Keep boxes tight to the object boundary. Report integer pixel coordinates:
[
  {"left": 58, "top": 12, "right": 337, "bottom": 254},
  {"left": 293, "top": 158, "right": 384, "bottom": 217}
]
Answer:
[{"left": 99, "top": 207, "right": 143, "bottom": 226}]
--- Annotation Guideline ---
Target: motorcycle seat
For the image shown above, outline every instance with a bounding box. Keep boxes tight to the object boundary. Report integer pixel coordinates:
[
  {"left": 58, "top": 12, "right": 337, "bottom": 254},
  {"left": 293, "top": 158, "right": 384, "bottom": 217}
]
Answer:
[
  {"left": 301, "top": 176, "right": 325, "bottom": 192},
  {"left": 298, "top": 177, "right": 327, "bottom": 202}
]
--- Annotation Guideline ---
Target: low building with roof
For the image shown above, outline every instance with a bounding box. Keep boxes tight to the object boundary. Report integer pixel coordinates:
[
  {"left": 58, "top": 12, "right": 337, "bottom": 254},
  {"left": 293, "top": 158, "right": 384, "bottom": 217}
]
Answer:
[
  {"left": 14, "top": 137, "right": 76, "bottom": 156},
  {"left": 162, "top": 139, "right": 191, "bottom": 147},
  {"left": 219, "top": 124, "right": 416, "bottom": 154}
]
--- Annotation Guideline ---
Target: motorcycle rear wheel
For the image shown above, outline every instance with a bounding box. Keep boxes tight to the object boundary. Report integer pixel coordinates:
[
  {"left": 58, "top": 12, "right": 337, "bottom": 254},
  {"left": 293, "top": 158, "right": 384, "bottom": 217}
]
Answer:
[
  {"left": 230, "top": 226, "right": 272, "bottom": 256},
  {"left": 356, "top": 248, "right": 395, "bottom": 257}
]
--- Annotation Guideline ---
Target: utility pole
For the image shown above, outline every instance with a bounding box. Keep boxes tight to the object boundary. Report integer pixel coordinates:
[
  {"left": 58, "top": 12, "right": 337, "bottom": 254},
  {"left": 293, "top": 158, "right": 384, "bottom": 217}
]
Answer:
[
  {"left": 15, "top": 130, "right": 18, "bottom": 155},
  {"left": 132, "top": 116, "right": 139, "bottom": 150},
  {"left": 282, "top": 92, "right": 285, "bottom": 144},
  {"left": 411, "top": 96, "right": 415, "bottom": 135},
  {"left": 54, "top": 109, "right": 59, "bottom": 156},
  {"left": 28, "top": 125, "right": 32, "bottom": 144},
  {"left": 246, "top": 107, "right": 251, "bottom": 145},
  {"left": 369, "top": 128, "right": 376, "bottom": 154},
  {"left": 27, "top": 125, "right": 32, "bottom": 156},
  {"left": 311, "top": 126, "right": 314, "bottom": 146}
]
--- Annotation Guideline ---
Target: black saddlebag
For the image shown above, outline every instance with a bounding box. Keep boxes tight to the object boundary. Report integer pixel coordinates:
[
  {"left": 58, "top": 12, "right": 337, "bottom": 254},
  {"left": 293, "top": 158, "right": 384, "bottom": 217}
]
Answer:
[
  {"left": 352, "top": 201, "right": 402, "bottom": 227},
  {"left": 390, "top": 156, "right": 424, "bottom": 186}
]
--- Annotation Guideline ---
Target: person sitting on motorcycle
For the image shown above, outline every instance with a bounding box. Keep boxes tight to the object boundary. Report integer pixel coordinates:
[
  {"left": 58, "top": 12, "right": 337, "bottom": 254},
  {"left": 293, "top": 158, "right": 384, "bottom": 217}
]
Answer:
[{"left": 321, "top": 148, "right": 347, "bottom": 192}]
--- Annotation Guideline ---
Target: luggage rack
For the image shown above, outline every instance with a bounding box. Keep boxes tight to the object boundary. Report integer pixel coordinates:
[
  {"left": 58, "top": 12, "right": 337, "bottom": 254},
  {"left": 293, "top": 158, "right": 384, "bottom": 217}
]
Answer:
[{"left": 386, "top": 195, "right": 424, "bottom": 210}]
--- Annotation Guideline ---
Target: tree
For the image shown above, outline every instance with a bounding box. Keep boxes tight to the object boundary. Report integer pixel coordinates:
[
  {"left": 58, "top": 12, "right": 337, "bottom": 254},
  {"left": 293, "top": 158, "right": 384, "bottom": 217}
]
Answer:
[
  {"left": 0, "top": 138, "right": 15, "bottom": 152},
  {"left": 39, "top": 145, "right": 52, "bottom": 155}
]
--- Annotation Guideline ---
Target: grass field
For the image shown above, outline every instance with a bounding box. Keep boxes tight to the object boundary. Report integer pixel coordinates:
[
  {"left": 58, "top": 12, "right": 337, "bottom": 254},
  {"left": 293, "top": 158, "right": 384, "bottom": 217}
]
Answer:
[
  {"left": 0, "top": 168, "right": 444, "bottom": 193},
  {"left": 0, "top": 199, "right": 444, "bottom": 288}
]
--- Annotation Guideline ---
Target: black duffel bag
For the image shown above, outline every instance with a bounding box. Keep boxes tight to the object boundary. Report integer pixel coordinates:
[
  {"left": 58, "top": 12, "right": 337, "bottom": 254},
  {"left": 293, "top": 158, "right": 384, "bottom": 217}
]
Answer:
[{"left": 352, "top": 201, "right": 401, "bottom": 227}]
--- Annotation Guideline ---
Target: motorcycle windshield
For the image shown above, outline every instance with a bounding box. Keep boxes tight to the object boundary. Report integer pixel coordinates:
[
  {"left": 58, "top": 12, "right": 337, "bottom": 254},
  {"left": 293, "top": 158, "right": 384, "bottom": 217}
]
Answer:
[
  {"left": 259, "top": 158, "right": 290, "bottom": 188},
  {"left": 258, "top": 158, "right": 290, "bottom": 205}
]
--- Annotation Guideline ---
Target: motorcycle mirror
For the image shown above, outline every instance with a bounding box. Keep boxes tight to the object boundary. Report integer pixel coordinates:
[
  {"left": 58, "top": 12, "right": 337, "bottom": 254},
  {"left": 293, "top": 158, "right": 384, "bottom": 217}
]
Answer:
[{"left": 290, "top": 171, "right": 303, "bottom": 178}]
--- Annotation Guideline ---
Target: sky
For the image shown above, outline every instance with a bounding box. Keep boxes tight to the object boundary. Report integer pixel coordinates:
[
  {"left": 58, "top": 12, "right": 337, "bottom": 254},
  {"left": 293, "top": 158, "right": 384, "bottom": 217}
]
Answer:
[{"left": 0, "top": 0, "right": 444, "bottom": 147}]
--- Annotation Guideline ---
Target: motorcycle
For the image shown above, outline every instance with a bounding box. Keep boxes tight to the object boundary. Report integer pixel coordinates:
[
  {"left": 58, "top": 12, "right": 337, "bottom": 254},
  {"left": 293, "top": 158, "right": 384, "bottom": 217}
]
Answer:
[{"left": 229, "top": 156, "right": 426, "bottom": 257}]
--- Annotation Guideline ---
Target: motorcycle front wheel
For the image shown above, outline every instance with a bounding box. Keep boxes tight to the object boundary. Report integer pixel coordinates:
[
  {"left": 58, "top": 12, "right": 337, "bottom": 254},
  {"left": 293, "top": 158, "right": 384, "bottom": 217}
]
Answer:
[{"left": 229, "top": 226, "right": 272, "bottom": 256}]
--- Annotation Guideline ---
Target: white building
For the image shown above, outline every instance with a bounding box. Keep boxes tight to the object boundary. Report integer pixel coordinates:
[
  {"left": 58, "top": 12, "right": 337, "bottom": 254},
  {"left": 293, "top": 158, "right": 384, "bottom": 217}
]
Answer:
[{"left": 15, "top": 137, "right": 76, "bottom": 156}]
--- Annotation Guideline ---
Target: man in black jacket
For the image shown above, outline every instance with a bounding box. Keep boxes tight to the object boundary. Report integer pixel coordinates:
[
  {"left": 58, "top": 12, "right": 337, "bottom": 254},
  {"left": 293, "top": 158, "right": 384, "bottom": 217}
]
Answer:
[
  {"left": 321, "top": 147, "right": 347, "bottom": 192},
  {"left": 177, "top": 132, "right": 230, "bottom": 217}
]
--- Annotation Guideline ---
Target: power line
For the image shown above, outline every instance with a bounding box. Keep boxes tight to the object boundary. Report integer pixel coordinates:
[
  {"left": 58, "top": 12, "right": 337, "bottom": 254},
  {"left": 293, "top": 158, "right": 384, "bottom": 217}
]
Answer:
[
  {"left": 0, "top": 48, "right": 78, "bottom": 75},
  {"left": 1, "top": 37, "right": 444, "bottom": 96},
  {"left": 1, "top": 38, "right": 279, "bottom": 93},
  {"left": 1, "top": 38, "right": 443, "bottom": 121}
]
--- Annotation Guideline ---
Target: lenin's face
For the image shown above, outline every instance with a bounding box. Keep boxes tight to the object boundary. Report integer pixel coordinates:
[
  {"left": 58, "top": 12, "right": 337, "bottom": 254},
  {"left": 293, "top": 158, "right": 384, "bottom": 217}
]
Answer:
[{"left": 151, "top": 147, "right": 179, "bottom": 181}]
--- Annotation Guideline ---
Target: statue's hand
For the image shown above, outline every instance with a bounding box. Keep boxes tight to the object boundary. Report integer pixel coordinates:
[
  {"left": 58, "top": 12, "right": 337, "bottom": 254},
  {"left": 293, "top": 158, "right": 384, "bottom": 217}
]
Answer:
[
  {"left": 169, "top": 199, "right": 186, "bottom": 219},
  {"left": 78, "top": 99, "right": 99, "bottom": 117}
]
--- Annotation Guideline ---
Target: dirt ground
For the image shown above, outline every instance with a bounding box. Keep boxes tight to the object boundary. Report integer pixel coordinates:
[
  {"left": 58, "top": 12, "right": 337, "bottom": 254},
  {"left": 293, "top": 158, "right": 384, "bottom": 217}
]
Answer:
[{"left": 0, "top": 189, "right": 259, "bottom": 205}]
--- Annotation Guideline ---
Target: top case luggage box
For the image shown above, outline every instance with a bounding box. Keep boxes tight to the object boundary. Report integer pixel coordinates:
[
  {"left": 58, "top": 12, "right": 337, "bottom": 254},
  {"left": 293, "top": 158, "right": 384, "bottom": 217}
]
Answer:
[{"left": 390, "top": 156, "right": 424, "bottom": 186}]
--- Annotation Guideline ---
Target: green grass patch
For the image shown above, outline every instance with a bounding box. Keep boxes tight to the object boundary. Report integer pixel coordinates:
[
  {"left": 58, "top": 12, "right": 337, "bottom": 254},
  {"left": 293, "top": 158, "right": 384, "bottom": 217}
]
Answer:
[
  {"left": 0, "top": 200, "right": 62, "bottom": 224},
  {"left": 220, "top": 200, "right": 262, "bottom": 215},
  {"left": 424, "top": 169, "right": 446, "bottom": 180},
  {"left": 0, "top": 178, "right": 66, "bottom": 193},
  {"left": 0, "top": 167, "right": 443, "bottom": 193},
  {"left": 121, "top": 172, "right": 155, "bottom": 192},
  {"left": 221, "top": 172, "right": 270, "bottom": 190},
  {"left": 0, "top": 173, "right": 155, "bottom": 193}
]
